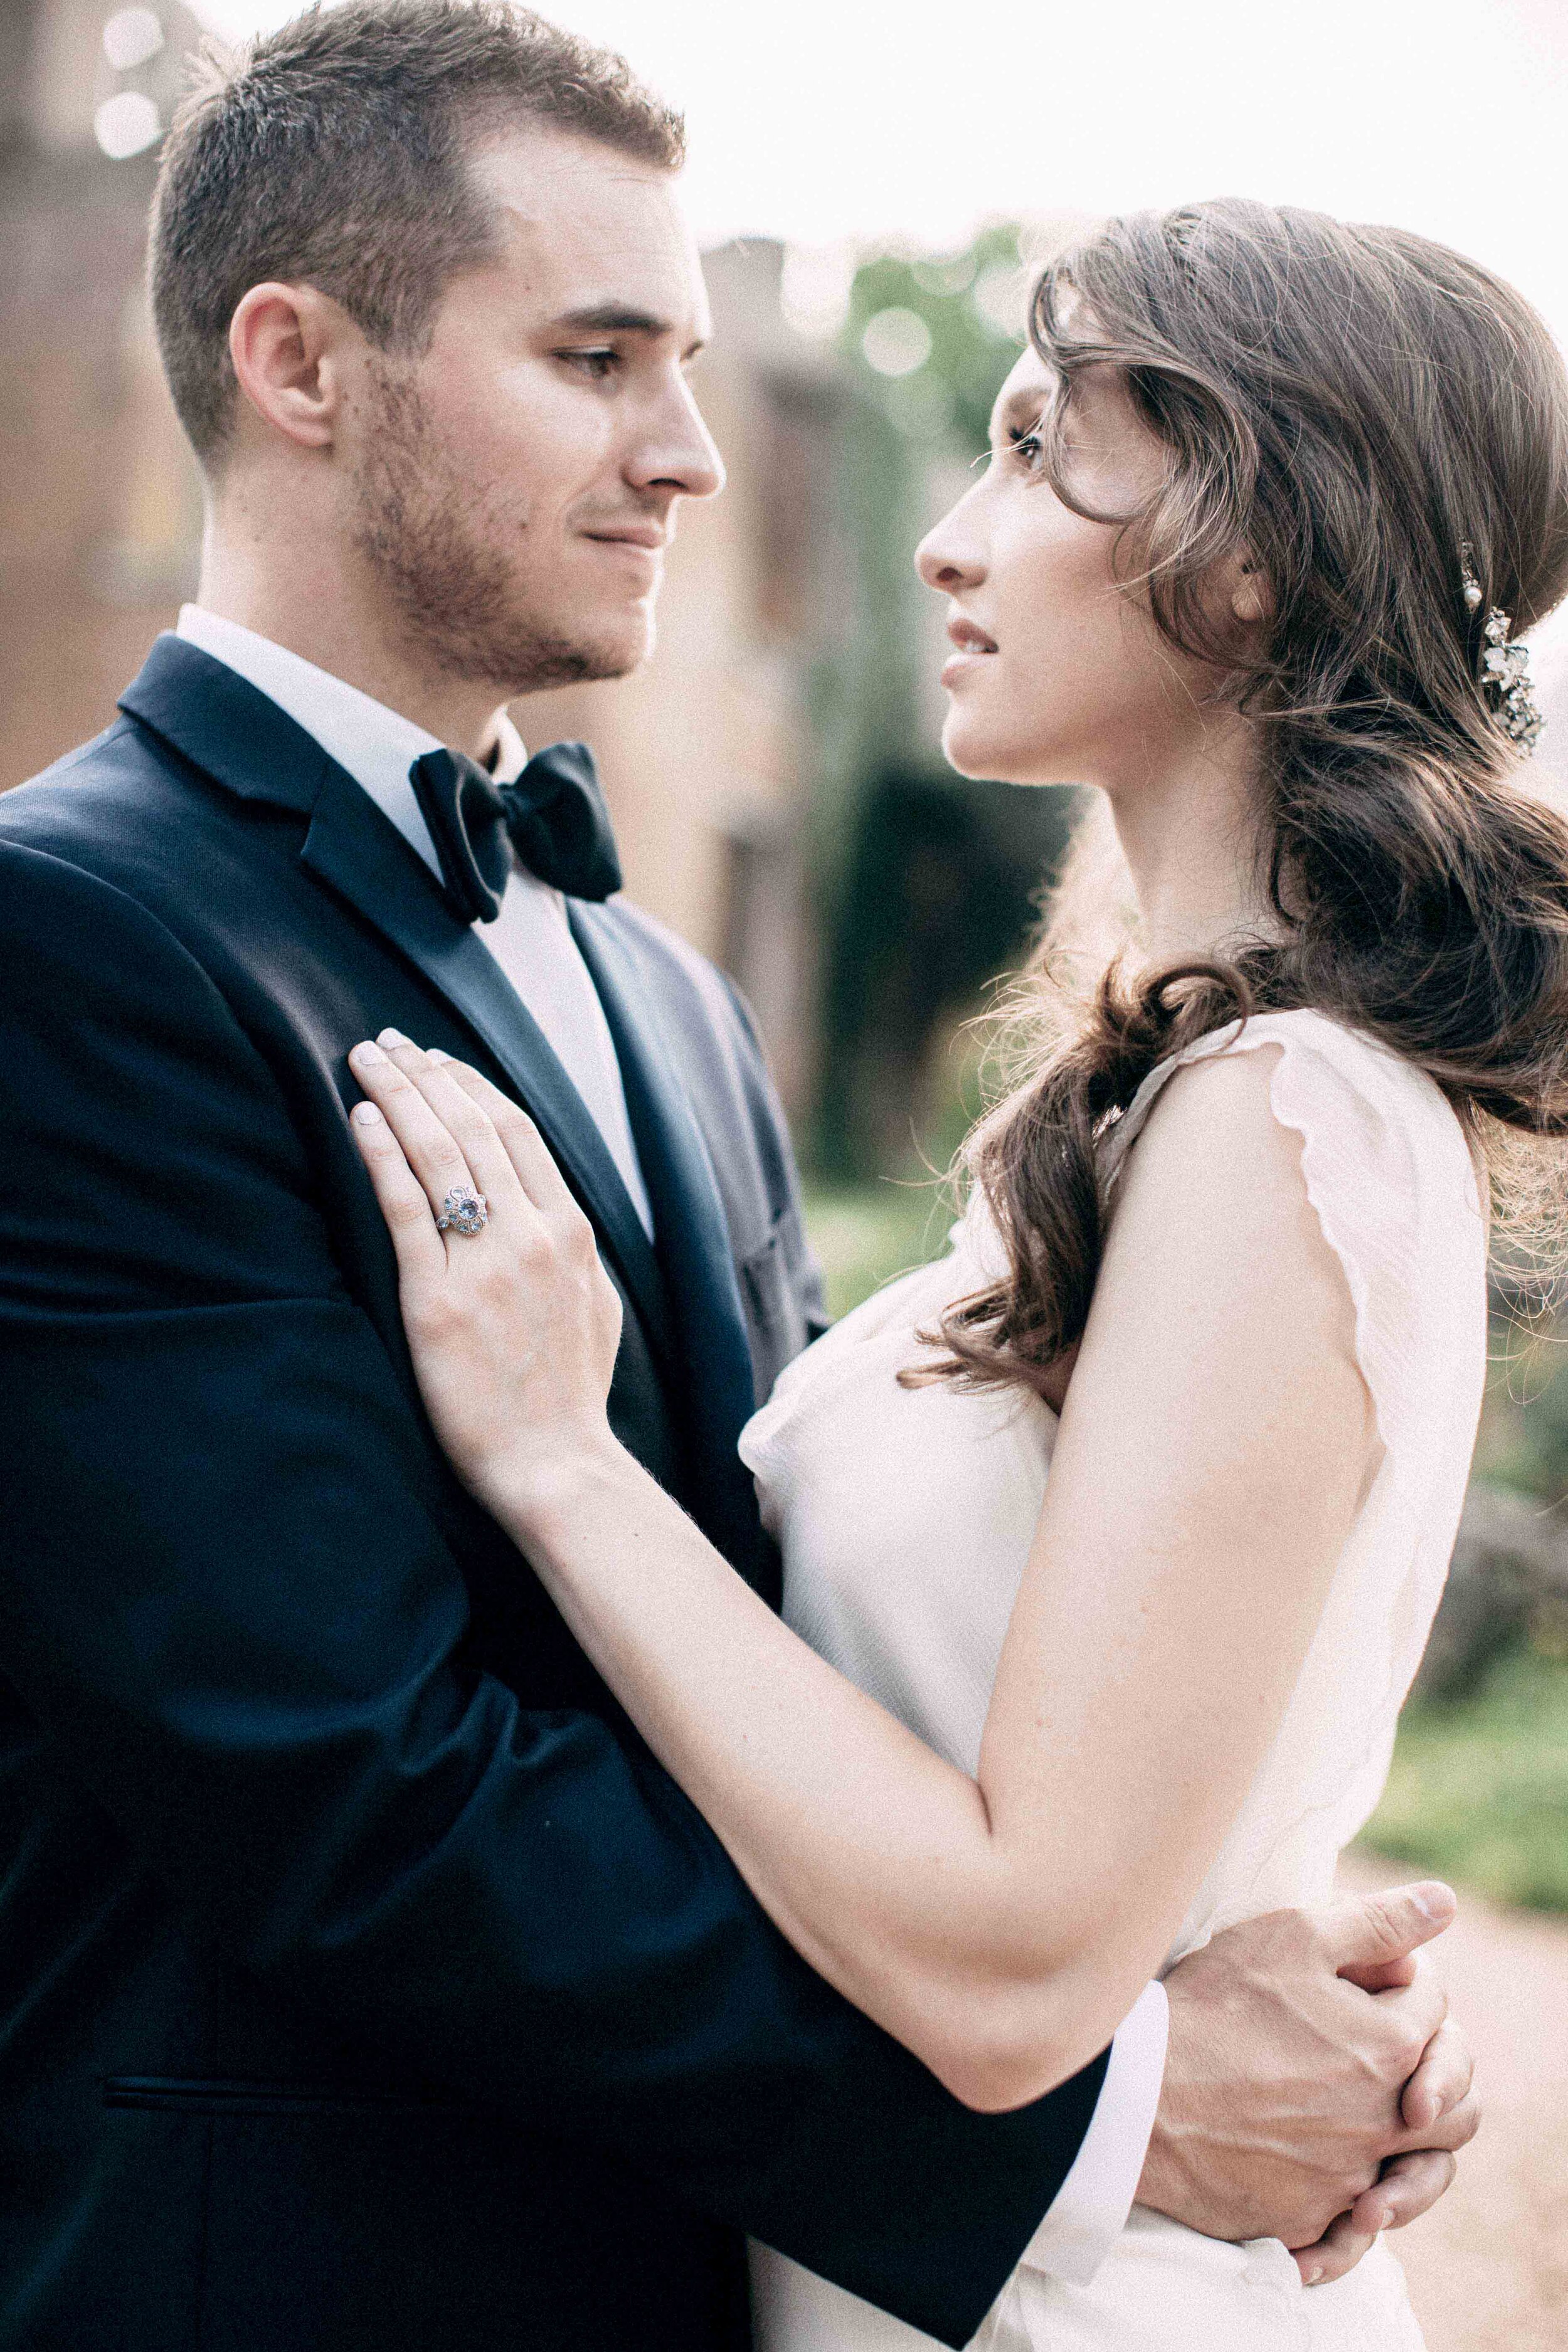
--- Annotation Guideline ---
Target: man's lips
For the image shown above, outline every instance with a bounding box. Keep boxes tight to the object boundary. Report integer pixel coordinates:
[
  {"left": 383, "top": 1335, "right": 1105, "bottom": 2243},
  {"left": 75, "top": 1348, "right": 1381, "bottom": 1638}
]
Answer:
[
  {"left": 583, "top": 526, "right": 668, "bottom": 553},
  {"left": 581, "top": 529, "right": 666, "bottom": 594}
]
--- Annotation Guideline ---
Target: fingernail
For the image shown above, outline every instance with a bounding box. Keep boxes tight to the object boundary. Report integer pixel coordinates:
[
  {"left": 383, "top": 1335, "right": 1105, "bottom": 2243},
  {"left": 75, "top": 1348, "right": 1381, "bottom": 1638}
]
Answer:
[
  {"left": 1412, "top": 1883, "right": 1456, "bottom": 1922},
  {"left": 350, "top": 1041, "right": 385, "bottom": 1067},
  {"left": 377, "top": 1027, "right": 411, "bottom": 1049},
  {"left": 351, "top": 1100, "right": 383, "bottom": 1125},
  {"left": 426, "top": 1047, "right": 452, "bottom": 1064},
  {"left": 1368, "top": 2205, "right": 1392, "bottom": 2233},
  {"left": 1305, "top": 2267, "right": 1323, "bottom": 2287}
]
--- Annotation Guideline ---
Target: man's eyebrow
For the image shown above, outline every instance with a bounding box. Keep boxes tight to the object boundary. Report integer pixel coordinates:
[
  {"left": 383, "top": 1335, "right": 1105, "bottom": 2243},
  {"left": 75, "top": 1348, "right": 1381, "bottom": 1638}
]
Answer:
[{"left": 548, "top": 302, "right": 708, "bottom": 357}]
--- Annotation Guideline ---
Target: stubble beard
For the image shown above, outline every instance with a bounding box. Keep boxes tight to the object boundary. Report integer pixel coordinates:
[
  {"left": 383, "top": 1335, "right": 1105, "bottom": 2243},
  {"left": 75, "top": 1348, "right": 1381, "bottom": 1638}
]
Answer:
[{"left": 348, "top": 360, "right": 642, "bottom": 696}]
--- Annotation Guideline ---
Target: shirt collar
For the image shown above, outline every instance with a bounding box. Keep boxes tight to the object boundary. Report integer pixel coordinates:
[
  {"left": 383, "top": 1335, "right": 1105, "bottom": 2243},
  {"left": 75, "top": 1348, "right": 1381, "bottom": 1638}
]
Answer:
[{"left": 176, "top": 605, "right": 527, "bottom": 882}]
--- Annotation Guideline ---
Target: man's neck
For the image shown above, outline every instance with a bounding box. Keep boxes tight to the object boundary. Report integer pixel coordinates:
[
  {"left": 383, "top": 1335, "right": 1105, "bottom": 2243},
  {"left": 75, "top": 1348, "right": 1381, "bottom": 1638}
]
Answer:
[{"left": 194, "top": 526, "right": 507, "bottom": 760}]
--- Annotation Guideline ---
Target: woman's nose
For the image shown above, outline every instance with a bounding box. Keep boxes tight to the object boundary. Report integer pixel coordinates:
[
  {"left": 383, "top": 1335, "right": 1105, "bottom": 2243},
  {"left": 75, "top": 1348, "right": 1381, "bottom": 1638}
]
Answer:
[{"left": 915, "top": 521, "right": 985, "bottom": 594}]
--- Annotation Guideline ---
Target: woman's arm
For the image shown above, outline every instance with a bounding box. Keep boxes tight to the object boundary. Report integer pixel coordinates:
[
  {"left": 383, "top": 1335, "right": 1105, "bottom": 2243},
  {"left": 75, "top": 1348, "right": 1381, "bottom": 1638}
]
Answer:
[{"left": 348, "top": 1032, "right": 1375, "bottom": 2112}]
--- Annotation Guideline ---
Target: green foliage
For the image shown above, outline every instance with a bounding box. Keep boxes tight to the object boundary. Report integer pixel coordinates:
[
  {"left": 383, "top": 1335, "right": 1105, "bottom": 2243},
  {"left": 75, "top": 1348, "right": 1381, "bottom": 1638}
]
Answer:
[
  {"left": 842, "top": 223, "right": 1032, "bottom": 452},
  {"left": 806, "top": 222, "right": 1071, "bottom": 1180},
  {"left": 1365, "top": 1642, "right": 1568, "bottom": 1912},
  {"left": 803, "top": 1179, "right": 953, "bottom": 1323},
  {"left": 1471, "top": 1314, "right": 1568, "bottom": 1503}
]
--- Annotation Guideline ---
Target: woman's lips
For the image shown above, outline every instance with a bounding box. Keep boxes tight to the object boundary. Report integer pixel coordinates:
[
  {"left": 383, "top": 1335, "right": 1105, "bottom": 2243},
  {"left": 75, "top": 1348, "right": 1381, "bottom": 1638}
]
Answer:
[{"left": 941, "top": 619, "right": 999, "bottom": 688}]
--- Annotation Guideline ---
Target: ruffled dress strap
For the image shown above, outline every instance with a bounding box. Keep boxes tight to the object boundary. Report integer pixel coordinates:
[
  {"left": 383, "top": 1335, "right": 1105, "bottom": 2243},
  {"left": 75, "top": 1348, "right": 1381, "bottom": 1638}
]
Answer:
[{"left": 1100, "top": 1009, "right": 1488, "bottom": 1469}]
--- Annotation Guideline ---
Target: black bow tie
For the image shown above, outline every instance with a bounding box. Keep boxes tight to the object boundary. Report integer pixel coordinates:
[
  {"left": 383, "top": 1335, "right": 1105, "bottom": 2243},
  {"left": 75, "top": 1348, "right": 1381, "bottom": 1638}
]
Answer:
[{"left": 408, "top": 741, "right": 622, "bottom": 923}]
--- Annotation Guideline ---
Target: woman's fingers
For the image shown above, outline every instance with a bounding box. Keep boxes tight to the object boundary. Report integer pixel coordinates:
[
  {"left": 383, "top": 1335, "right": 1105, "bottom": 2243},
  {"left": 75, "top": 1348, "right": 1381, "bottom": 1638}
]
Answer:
[
  {"left": 348, "top": 1038, "right": 482, "bottom": 1225},
  {"left": 426, "top": 1052, "right": 580, "bottom": 1218},
  {"left": 1294, "top": 2139, "right": 1467, "bottom": 2286},
  {"left": 347, "top": 1098, "right": 447, "bottom": 1285},
  {"left": 371, "top": 1031, "right": 531, "bottom": 1218}
]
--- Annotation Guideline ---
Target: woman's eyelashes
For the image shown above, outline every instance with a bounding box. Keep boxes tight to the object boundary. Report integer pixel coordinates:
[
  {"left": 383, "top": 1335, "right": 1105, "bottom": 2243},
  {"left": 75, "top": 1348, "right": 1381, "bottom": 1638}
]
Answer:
[{"left": 985, "top": 416, "right": 1047, "bottom": 476}]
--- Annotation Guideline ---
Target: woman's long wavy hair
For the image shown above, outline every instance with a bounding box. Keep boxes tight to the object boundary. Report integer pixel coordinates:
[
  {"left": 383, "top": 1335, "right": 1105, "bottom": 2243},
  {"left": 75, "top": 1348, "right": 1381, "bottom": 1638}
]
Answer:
[{"left": 924, "top": 198, "right": 1568, "bottom": 1397}]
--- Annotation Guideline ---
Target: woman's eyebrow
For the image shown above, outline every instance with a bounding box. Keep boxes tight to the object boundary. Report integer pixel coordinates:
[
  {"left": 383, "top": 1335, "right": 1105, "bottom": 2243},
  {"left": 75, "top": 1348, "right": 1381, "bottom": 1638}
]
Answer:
[{"left": 991, "top": 388, "right": 1048, "bottom": 442}]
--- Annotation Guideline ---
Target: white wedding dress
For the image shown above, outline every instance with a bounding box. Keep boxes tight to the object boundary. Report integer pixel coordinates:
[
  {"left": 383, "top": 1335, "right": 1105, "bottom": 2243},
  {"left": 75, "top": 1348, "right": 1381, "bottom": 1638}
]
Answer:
[{"left": 738, "top": 1011, "right": 1488, "bottom": 2352}]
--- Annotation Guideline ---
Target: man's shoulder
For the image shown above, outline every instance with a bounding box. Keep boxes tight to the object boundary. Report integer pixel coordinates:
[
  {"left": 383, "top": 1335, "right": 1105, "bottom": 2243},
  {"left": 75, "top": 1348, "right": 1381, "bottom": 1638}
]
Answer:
[{"left": 1, "top": 712, "right": 194, "bottom": 869}]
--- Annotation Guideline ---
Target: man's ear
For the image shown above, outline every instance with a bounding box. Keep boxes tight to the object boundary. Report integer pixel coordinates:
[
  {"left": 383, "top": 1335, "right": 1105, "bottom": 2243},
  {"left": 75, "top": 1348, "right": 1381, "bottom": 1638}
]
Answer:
[{"left": 228, "top": 282, "right": 347, "bottom": 453}]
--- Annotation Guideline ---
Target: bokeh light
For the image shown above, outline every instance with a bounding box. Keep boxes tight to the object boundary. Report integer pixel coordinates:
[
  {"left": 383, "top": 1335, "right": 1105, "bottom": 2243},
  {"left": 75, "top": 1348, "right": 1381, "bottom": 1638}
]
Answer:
[
  {"left": 102, "top": 8, "right": 166, "bottom": 70},
  {"left": 860, "top": 307, "right": 933, "bottom": 378},
  {"left": 93, "top": 90, "right": 161, "bottom": 157}
]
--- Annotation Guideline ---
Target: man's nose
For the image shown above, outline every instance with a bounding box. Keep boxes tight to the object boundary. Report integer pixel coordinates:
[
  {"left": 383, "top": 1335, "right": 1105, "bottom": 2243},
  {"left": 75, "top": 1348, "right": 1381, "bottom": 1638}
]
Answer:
[{"left": 631, "top": 378, "right": 726, "bottom": 504}]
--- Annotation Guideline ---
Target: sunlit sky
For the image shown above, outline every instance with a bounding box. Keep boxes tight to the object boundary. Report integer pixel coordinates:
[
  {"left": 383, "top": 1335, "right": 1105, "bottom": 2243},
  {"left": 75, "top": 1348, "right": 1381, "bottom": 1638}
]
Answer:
[
  {"left": 186, "top": 0, "right": 1568, "bottom": 682},
  {"left": 192, "top": 0, "right": 1568, "bottom": 337}
]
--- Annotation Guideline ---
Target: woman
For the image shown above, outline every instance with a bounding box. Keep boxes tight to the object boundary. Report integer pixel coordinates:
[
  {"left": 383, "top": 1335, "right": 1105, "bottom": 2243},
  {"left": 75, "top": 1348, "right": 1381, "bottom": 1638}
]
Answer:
[{"left": 345, "top": 201, "right": 1568, "bottom": 2347}]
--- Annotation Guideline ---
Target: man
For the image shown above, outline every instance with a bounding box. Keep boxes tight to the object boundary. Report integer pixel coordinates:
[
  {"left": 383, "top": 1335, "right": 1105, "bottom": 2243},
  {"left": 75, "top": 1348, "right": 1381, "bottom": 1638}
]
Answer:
[{"left": 0, "top": 6, "right": 1475, "bottom": 2347}]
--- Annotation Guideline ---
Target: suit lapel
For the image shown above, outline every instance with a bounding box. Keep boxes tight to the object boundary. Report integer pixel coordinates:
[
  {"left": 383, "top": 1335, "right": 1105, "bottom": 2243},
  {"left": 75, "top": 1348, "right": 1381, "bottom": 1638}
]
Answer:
[
  {"left": 297, "top": 766, "right": 676, "bottom": 1358},
  {"left": 119, "top": 637, "right": 676, "bottom": 1371},
  {"left": 571, "top": 903, "right": 767, "bottom": 1583}
]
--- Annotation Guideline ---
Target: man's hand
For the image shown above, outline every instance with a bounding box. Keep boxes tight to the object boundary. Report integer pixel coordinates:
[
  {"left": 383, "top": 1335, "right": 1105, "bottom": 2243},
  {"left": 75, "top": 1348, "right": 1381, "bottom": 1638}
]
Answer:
[{"left": 1137, "top": 1882, "right": 1479, "bottom": 2284}]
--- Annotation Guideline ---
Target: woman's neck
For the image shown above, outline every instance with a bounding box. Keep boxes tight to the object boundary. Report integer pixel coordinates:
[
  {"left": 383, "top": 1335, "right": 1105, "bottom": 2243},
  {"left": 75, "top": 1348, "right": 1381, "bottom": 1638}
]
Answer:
[{"left": 1106, "top": 716, "right": 1268, "bottom": 965}]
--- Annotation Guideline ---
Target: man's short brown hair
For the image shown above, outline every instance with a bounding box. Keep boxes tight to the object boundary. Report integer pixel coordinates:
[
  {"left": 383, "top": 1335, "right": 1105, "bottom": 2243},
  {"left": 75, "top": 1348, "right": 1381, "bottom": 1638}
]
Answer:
[{"left": 149, "top": 0, "right": 684, "bottom": 465}]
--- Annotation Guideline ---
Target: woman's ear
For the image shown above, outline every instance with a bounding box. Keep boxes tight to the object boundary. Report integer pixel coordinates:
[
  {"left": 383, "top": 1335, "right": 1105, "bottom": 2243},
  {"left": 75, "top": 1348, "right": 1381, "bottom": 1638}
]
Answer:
[
  {"left": 228, "top": 281, "right": 346, "bottom": 453},
  {"left": 1229, "top": 554, "right": 1273, "bottom": 628}
]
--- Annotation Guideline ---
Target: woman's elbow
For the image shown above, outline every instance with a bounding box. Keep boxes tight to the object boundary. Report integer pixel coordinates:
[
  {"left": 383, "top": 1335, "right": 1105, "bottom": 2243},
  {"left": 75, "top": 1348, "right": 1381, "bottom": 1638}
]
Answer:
[{"left": 905, "top": 1980, "right": 1091, "bottom": 2114}]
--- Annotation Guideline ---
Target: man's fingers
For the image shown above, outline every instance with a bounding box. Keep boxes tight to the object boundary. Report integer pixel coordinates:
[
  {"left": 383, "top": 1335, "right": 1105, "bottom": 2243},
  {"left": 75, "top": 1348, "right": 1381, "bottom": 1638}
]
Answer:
[
  {"left": 1367, "top": 1958, "right": 1448, "bottom": 2074},
  {"left": 1339, "top": 1949, "right": 1417, "bottom": 1994},
  {"left": 1292, "top": 2210, "right": 1377, "bottom": 2287},
  {"left": 1401, "top": 2015, "right": 1474, "bottom": 2132},
  {"left": 1322, "top": 1882, "right": 1456, "bottom": 1974},
  {"left": 1352, "top": 2148, "right": 1458, "bottom": 2235},
  {"left": 1293, "top": 2147, "right": 1463, "bottom": 2289}
]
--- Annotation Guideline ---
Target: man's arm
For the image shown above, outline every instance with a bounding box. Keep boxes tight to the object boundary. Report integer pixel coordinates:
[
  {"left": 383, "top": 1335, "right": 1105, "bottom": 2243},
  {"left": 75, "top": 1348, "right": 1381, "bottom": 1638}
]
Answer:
[{"left": 0, "top": 839, "right": 1106, "bottom": 2351}]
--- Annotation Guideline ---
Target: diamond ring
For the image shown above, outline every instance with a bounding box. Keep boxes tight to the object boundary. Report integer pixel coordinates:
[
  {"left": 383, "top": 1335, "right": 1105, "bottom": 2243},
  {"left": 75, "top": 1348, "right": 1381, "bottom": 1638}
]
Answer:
[{"left": 436, "top": 1187, "right": 489, "bottom": 1237}]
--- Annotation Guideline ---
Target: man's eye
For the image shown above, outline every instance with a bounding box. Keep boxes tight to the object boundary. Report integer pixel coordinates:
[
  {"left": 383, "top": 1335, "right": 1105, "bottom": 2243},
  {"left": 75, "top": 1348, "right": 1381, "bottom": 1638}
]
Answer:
[{"left": 558, "top": 348, "right": 619, "bottom": 381}]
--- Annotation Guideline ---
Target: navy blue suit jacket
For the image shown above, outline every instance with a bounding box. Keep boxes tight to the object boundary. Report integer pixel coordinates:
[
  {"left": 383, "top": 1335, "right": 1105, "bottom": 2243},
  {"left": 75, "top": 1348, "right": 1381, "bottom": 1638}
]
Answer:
[{"left": 0, "top": 637, "right": 1108, "bottom": 2352}]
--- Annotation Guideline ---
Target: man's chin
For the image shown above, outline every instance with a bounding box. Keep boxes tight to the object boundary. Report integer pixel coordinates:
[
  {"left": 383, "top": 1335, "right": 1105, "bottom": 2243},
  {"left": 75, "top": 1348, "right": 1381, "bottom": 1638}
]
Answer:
[{"left": 506, "top": 613, "right": 653, "bottom": 697}]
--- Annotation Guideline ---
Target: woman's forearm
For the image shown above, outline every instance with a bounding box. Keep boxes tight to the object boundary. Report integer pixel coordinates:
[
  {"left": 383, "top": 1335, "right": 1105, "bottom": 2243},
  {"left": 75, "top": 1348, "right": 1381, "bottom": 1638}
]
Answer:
[
  {"left": 346, "top": 1036, "right": 1375, "bottom": 2116},
  {"left": 498, "top": 1444, "right": 1148, "bottom": 2108}
]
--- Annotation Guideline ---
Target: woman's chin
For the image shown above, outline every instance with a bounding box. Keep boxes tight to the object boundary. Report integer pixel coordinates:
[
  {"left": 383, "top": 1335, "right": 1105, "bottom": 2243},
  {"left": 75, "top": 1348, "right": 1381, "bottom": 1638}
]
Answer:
[{"left": 940, "top": 712, "right": 1038, "bottom": 787}]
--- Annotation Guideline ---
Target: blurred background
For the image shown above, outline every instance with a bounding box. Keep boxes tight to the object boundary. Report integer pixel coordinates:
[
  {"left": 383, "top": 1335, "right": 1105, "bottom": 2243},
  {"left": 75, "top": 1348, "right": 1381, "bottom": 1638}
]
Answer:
[{"left": 3, "top": 0, "right": 1566, "bottom": 2338}]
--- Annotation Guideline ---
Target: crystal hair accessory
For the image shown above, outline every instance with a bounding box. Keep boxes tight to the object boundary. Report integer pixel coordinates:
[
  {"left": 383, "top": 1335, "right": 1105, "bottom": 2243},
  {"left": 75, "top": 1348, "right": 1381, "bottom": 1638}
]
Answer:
[{"left": 1459, "top": 542, "right": 1544, "bottom": 753}]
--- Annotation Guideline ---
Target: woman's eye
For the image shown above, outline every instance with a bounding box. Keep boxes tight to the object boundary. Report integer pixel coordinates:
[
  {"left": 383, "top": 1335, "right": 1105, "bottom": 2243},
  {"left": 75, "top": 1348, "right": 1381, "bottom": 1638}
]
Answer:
[
  {"left": 1009, "top": 427, "right": 1046, "bottom": 472},
  {"left": 558, "top": 348, "right": 619, "bottom": 382}
]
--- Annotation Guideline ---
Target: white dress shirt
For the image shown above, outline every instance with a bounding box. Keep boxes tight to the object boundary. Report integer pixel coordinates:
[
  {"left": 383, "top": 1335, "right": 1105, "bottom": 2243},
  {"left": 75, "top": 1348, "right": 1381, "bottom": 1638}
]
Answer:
[{"left": 175, "top": 605, "right": 1165, "bottom": 2294}]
